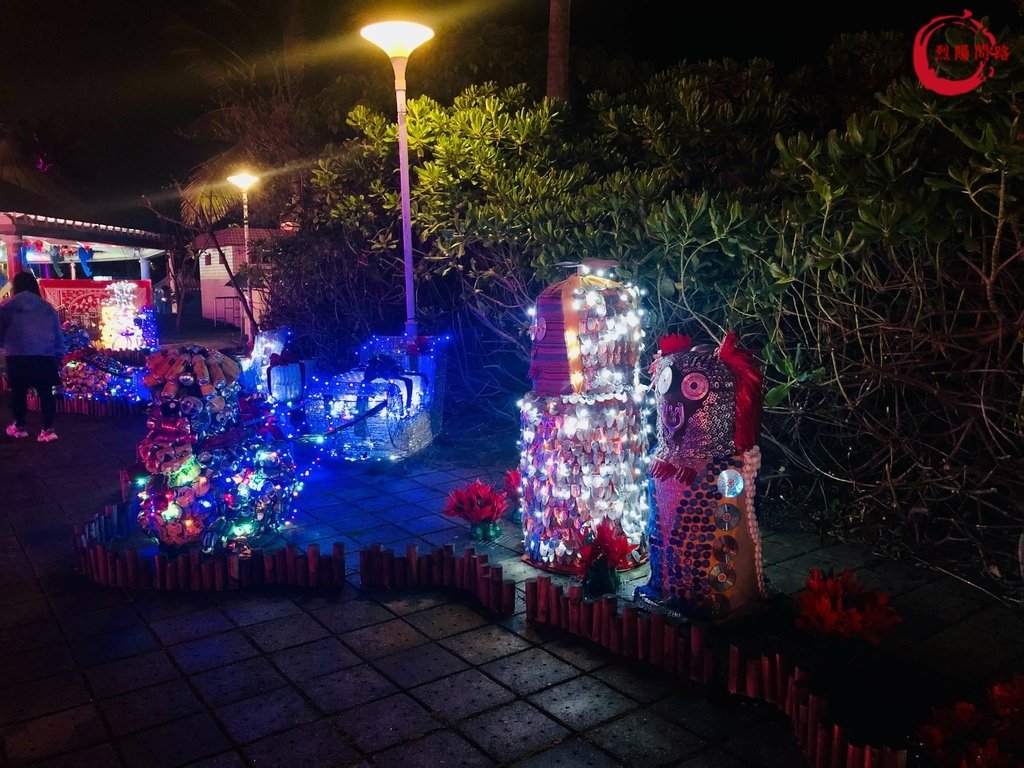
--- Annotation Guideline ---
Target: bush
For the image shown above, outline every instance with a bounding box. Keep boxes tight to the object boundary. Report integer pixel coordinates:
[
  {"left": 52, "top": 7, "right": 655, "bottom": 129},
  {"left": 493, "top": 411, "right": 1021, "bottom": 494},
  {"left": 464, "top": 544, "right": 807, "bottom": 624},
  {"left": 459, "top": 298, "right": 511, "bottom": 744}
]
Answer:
[{"left": 275, "top": 37, "right": 1024, "bottom": 597}]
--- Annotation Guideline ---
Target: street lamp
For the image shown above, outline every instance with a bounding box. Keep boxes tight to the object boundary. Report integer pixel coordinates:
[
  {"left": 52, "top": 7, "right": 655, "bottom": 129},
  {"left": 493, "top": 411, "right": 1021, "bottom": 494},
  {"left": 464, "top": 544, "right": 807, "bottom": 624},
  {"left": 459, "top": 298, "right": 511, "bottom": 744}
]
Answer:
[
  {"left": 361, "top": 20, "right": 434, "bottom": 337},
  {"left": 227, "top": 171, "right": 259, "bottom": 343}
]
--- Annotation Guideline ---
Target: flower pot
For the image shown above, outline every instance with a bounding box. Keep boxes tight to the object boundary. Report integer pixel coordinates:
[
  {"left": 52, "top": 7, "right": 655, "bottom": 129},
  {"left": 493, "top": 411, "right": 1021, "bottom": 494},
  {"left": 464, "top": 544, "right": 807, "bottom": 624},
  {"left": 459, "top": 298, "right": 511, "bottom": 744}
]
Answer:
[
  {"left": 583, "top": 556, "right": 621, "bottom": 598},
  {"left": 471, "top": 522, "right": 502, "bottom": 542}
]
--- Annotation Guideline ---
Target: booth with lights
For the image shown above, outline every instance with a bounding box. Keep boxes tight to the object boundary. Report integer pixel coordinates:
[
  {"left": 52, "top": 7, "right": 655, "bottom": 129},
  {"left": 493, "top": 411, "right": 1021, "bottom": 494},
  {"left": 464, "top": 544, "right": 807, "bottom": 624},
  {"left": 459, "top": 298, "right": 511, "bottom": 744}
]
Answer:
[{"left": 0, "top": 212, "right": 166, "bottom": 413}]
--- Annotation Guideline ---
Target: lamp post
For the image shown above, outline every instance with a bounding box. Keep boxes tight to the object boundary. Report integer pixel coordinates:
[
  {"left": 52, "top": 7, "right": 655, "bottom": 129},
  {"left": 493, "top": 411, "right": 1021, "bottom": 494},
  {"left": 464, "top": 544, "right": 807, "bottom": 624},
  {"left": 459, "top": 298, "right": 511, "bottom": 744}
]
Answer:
[
  {"left": 227, "top": 171, "right": 259, "bottom": 343},
  {"left": 361, "top": 20, "right": 434, "bottom": 337}
]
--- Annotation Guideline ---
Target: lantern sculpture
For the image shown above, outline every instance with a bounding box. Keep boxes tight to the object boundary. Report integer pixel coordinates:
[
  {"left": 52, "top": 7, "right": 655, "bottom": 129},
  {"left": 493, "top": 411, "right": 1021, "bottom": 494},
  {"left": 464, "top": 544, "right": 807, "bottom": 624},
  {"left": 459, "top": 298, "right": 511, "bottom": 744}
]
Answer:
[
  {"left": 635, "top": 331, "right": 766, "bottom": 620},
  {"left": 519, "top": 264, "right": 648, "bottom": 573}
]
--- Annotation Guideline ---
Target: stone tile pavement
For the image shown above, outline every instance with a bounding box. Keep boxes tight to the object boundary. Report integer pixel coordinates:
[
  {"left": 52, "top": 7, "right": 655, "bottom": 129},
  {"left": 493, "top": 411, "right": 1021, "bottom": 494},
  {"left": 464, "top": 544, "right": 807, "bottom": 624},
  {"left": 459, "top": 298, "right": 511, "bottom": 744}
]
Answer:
[{"left": 1, "top": 409, "right": 1021, "bottom": 767}]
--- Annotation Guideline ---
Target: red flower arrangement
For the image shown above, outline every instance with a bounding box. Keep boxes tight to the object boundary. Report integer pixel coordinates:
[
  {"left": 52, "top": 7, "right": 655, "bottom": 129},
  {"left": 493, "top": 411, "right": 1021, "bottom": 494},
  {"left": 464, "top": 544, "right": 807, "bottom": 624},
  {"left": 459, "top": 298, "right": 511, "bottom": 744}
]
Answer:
[
  {"left": 578, "top": 518, "right": 638, "bottom": 597},
  {"left": 917, "top": 674, "right": 1024, "bottom": 768},
  {"left": 443, "top": 480, "right": 508, "bottom": 541},
  {"left": 580, "top": 518, "right": 637, "bottom": 571},
  {"left": 504, "top": 469, "right": 522, "bottom": 522},
  {"left": 795, "top": 568, "right": 901, "bottom": 645},
  {"left": 504, "top": 469, "right": 521, "bottom": 500}
]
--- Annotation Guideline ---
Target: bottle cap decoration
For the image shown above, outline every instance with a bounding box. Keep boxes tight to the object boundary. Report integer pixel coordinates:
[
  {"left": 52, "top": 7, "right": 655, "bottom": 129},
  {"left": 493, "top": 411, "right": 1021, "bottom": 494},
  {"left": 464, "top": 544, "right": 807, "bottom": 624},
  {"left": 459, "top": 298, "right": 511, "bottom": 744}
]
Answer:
[{"left": 637, "top": 331, "right": 766, "bottom": 620}]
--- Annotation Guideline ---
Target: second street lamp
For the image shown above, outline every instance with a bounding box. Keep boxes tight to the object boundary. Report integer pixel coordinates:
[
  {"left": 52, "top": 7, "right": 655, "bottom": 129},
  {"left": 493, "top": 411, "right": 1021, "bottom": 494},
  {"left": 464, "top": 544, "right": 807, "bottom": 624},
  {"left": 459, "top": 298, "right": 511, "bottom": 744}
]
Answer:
[
  {"left": 360, "top": 20, "right": 434, "bottom": 337},
  {"left": 227, "top": 171, "right": 259, "bottom": 344}
]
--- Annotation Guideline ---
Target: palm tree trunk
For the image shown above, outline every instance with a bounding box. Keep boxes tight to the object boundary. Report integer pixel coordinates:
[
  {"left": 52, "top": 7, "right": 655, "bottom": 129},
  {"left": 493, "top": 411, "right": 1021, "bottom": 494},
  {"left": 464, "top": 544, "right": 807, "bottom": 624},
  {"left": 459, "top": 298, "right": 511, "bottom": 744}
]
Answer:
[{"left": 546, "top": 0, "right": 571, "bottom": 100}]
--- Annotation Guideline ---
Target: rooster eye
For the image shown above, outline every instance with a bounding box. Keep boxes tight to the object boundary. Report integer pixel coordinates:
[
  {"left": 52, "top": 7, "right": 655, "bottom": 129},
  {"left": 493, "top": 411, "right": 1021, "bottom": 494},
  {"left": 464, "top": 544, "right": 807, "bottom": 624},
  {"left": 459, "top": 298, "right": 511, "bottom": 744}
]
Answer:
[
  {"left": 656, "top": 367, "right": 674, "bottom": 395},
  {"left": 681, "top": 373, "right": 709, "bottom": 400}
]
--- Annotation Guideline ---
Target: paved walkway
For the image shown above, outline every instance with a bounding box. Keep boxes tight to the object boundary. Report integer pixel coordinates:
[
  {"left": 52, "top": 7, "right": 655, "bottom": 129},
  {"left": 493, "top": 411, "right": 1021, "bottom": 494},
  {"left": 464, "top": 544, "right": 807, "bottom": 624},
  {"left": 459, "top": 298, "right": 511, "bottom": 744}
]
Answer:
[{"left": 0, "top": 407, "right": 1021, "bottom": 767}]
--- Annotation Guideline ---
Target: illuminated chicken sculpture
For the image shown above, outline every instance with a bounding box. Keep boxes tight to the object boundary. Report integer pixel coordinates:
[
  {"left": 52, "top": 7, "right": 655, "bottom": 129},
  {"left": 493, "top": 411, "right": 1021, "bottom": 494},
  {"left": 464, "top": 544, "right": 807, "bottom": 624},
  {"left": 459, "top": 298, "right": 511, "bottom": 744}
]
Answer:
[
  {"left": 635, "top": 331, "right": 766, "bottom": 620},
  {"left": 519, "top": 263, "right": 648, "bottom": 573}
]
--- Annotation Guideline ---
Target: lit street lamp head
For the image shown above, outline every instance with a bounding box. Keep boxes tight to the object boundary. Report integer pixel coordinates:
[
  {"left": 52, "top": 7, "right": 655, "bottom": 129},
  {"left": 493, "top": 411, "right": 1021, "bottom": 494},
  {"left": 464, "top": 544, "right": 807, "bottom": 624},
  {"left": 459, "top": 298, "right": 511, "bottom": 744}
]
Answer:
[
  {"left": 360, "top": 21, "right": 434, "bottom": 60},
  {"left": 361, "top": 20, "right": 434, "bottom": 338},
  {"left": 227, "top": 172, "right": 259, "bottom": 192}
]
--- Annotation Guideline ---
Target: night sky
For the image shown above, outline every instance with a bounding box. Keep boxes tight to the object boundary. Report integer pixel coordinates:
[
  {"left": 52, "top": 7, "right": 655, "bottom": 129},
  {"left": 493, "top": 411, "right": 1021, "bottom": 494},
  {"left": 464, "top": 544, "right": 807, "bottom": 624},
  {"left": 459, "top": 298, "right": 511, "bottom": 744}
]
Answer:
[{"left": 0, "top": 0, "right": 1019, "bottom": 226}]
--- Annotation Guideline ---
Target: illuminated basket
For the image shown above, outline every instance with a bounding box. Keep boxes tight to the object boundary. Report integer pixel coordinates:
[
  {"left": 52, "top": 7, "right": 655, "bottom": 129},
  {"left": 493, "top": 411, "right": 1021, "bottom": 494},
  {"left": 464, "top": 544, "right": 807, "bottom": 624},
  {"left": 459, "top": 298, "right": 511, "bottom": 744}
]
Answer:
[{"left": 305, "top": 335, "right": 447, "bottom": 460}]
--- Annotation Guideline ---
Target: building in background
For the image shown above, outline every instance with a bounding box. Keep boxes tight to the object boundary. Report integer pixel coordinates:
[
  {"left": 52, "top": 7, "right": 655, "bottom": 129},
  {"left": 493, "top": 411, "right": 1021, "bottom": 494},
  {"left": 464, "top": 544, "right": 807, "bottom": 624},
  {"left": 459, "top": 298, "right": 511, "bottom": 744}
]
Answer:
[
  {"left": 0, "top": 211, "right": 165, "bottom": 290},
  {"left": 193, "top": 228, "right": 276, "bottom": 330}
]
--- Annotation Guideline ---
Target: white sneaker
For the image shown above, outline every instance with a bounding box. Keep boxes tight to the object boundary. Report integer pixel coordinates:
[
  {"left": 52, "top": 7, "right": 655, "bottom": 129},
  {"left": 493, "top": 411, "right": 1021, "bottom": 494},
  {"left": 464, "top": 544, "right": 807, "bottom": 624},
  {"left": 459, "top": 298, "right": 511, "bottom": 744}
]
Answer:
[
  {"left": 6, "top": 423, "right": 28, "bottom": 438},
  {"left": 37, "top": 429, "right": 58, "bottom": 443}
]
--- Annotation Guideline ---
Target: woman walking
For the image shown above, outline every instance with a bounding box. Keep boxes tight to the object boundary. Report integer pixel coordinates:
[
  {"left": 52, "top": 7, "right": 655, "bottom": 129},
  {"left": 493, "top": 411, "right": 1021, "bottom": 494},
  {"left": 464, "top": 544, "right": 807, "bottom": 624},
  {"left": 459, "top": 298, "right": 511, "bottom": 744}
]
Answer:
[{"left": 0, "top": 271, "right": 65, "bottom": 441}]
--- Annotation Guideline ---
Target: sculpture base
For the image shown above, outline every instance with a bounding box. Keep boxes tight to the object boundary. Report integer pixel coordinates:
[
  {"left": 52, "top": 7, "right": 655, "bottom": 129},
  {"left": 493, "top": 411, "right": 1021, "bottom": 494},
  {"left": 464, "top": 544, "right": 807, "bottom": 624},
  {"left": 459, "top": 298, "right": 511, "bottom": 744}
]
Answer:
[
  {"left": 633, "top": 583, "right": 770, "bottom": 624},
  {"left": 522, "top": 549, "right": 648, "bottom": 577}
]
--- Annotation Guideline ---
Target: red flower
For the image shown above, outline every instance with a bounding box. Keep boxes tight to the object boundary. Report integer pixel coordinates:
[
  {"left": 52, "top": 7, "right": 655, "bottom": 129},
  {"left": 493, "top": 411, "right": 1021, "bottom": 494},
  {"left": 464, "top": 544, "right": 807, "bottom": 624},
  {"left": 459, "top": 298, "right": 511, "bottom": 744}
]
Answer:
[
  {"left": 989, "top": 674, "right": 1024, "bottom": 720},
  {"left": 443, "top": 480, "right": 507, "bottom": 525},
  {"left": 918, "top": 675, "right": 1024, "bottom": 768},
  {"left": 504, "top": 469, "right": 522, "bottom": 501},
  {"left": 795, "top": 568, "right": 901, "bottom": 645},
  {"left": 578, "top": 518, "right": 637, "bottom": 574},
  {"left": 967, "top": 738, "right": 1015, "bottom": 768}
]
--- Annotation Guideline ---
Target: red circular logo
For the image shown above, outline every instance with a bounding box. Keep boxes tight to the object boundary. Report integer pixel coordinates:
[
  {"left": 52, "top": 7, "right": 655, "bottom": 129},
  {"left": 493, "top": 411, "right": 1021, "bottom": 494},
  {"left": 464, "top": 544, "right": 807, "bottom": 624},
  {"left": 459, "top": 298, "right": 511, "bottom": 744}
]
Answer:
[{"left": 913, "top": 10, "right": 997, "bottom": 96}]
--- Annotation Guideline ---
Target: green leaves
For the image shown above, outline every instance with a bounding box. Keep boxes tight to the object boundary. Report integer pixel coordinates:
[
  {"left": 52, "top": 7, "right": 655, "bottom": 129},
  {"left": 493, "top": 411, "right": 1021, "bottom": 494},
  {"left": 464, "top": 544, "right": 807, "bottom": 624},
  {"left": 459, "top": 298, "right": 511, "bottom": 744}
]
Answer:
[
  {"left": 763, "top": 384, "right": 792, "bottom": 408},
  {"left": 761, "top": 341, "right": 827, "bottom": 408},
  {"left": 243, "top": 30, "right": 1024, "bottom": 589}
]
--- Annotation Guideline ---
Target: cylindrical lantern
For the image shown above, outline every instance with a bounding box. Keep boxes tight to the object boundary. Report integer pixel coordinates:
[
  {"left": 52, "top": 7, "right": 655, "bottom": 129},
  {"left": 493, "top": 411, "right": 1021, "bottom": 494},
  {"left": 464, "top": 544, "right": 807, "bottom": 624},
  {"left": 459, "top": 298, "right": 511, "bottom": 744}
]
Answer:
[
  {"left": 520, "top": 266, "right": 648, "bottom": 573},
  {"left": 635, "top": 332, "right": 766, "bottom": 620}
]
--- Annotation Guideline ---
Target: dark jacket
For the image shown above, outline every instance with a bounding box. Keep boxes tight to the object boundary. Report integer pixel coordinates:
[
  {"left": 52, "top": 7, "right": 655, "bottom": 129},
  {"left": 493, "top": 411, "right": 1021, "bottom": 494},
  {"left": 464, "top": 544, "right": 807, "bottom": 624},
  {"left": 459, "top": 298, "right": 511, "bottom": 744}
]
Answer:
[{"left": 0, "top": 292, "right": 66, "bottom": 358}]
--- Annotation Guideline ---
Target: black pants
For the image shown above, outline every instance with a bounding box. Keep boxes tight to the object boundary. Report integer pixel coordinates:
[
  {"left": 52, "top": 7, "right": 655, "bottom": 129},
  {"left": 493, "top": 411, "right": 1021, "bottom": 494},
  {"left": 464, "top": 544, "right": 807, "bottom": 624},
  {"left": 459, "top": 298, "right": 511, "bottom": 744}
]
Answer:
[{"left": 6, "top": 355, "right": 60, "bottom": 430}]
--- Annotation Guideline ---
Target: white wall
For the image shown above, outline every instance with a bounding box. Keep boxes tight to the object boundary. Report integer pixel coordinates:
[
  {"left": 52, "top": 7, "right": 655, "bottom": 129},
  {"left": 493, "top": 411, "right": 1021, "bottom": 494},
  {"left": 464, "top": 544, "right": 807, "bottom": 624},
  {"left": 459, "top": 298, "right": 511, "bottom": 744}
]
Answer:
[
  {"left": 199, "top": 245, "right": 240, "bottom": 325},
  {"left": 198, "top": 245, "right": 266, "bottom": 327}
]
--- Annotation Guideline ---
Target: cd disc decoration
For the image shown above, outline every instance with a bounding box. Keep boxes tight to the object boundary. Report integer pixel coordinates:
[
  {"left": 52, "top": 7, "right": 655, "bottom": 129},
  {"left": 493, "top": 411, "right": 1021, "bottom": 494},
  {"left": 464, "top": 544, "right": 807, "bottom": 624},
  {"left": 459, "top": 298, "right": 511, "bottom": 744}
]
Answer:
[
  {"left": 135, "top": 345, "right": 297, "bottom": 551},
  {"left": 519, "top": 263, "right": 648, "bottom": 573},
  {"left": 635, "top": 331, "right": 766, "bottom": 620}
]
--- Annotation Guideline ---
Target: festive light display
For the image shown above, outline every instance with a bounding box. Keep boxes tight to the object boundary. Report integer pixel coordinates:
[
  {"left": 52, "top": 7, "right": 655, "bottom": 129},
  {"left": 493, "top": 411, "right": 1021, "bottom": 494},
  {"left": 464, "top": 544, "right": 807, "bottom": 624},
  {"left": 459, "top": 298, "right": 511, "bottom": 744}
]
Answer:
[
  {"left": 98, "top": 282, "right": 157, "bottom": 351},
  {"left": 302, "top": 334, "right": 449, "bottom": 461},
  {"left": 62, "top": 321, "right": 91, "bottom": 354},
  {"left": 241, "top": 328, "right": 288, "bottom": 397},
  {"left": 267, "top": 350, "right": 305, "bottom": 403},
  {"left": 61, "top": 349, "right": 146, "bottom": 403},
  {"left": 520, "top": 265, "right": 648, "bottom": 573},
  {"left": 136, "top": 345, "right": 298, "bottom": 551},
  {"left": 42, "top": 321, "right": 147, "bottom": 406},
  {"left": 635, "top": 332, "right": 767, "bottom": 620}
]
